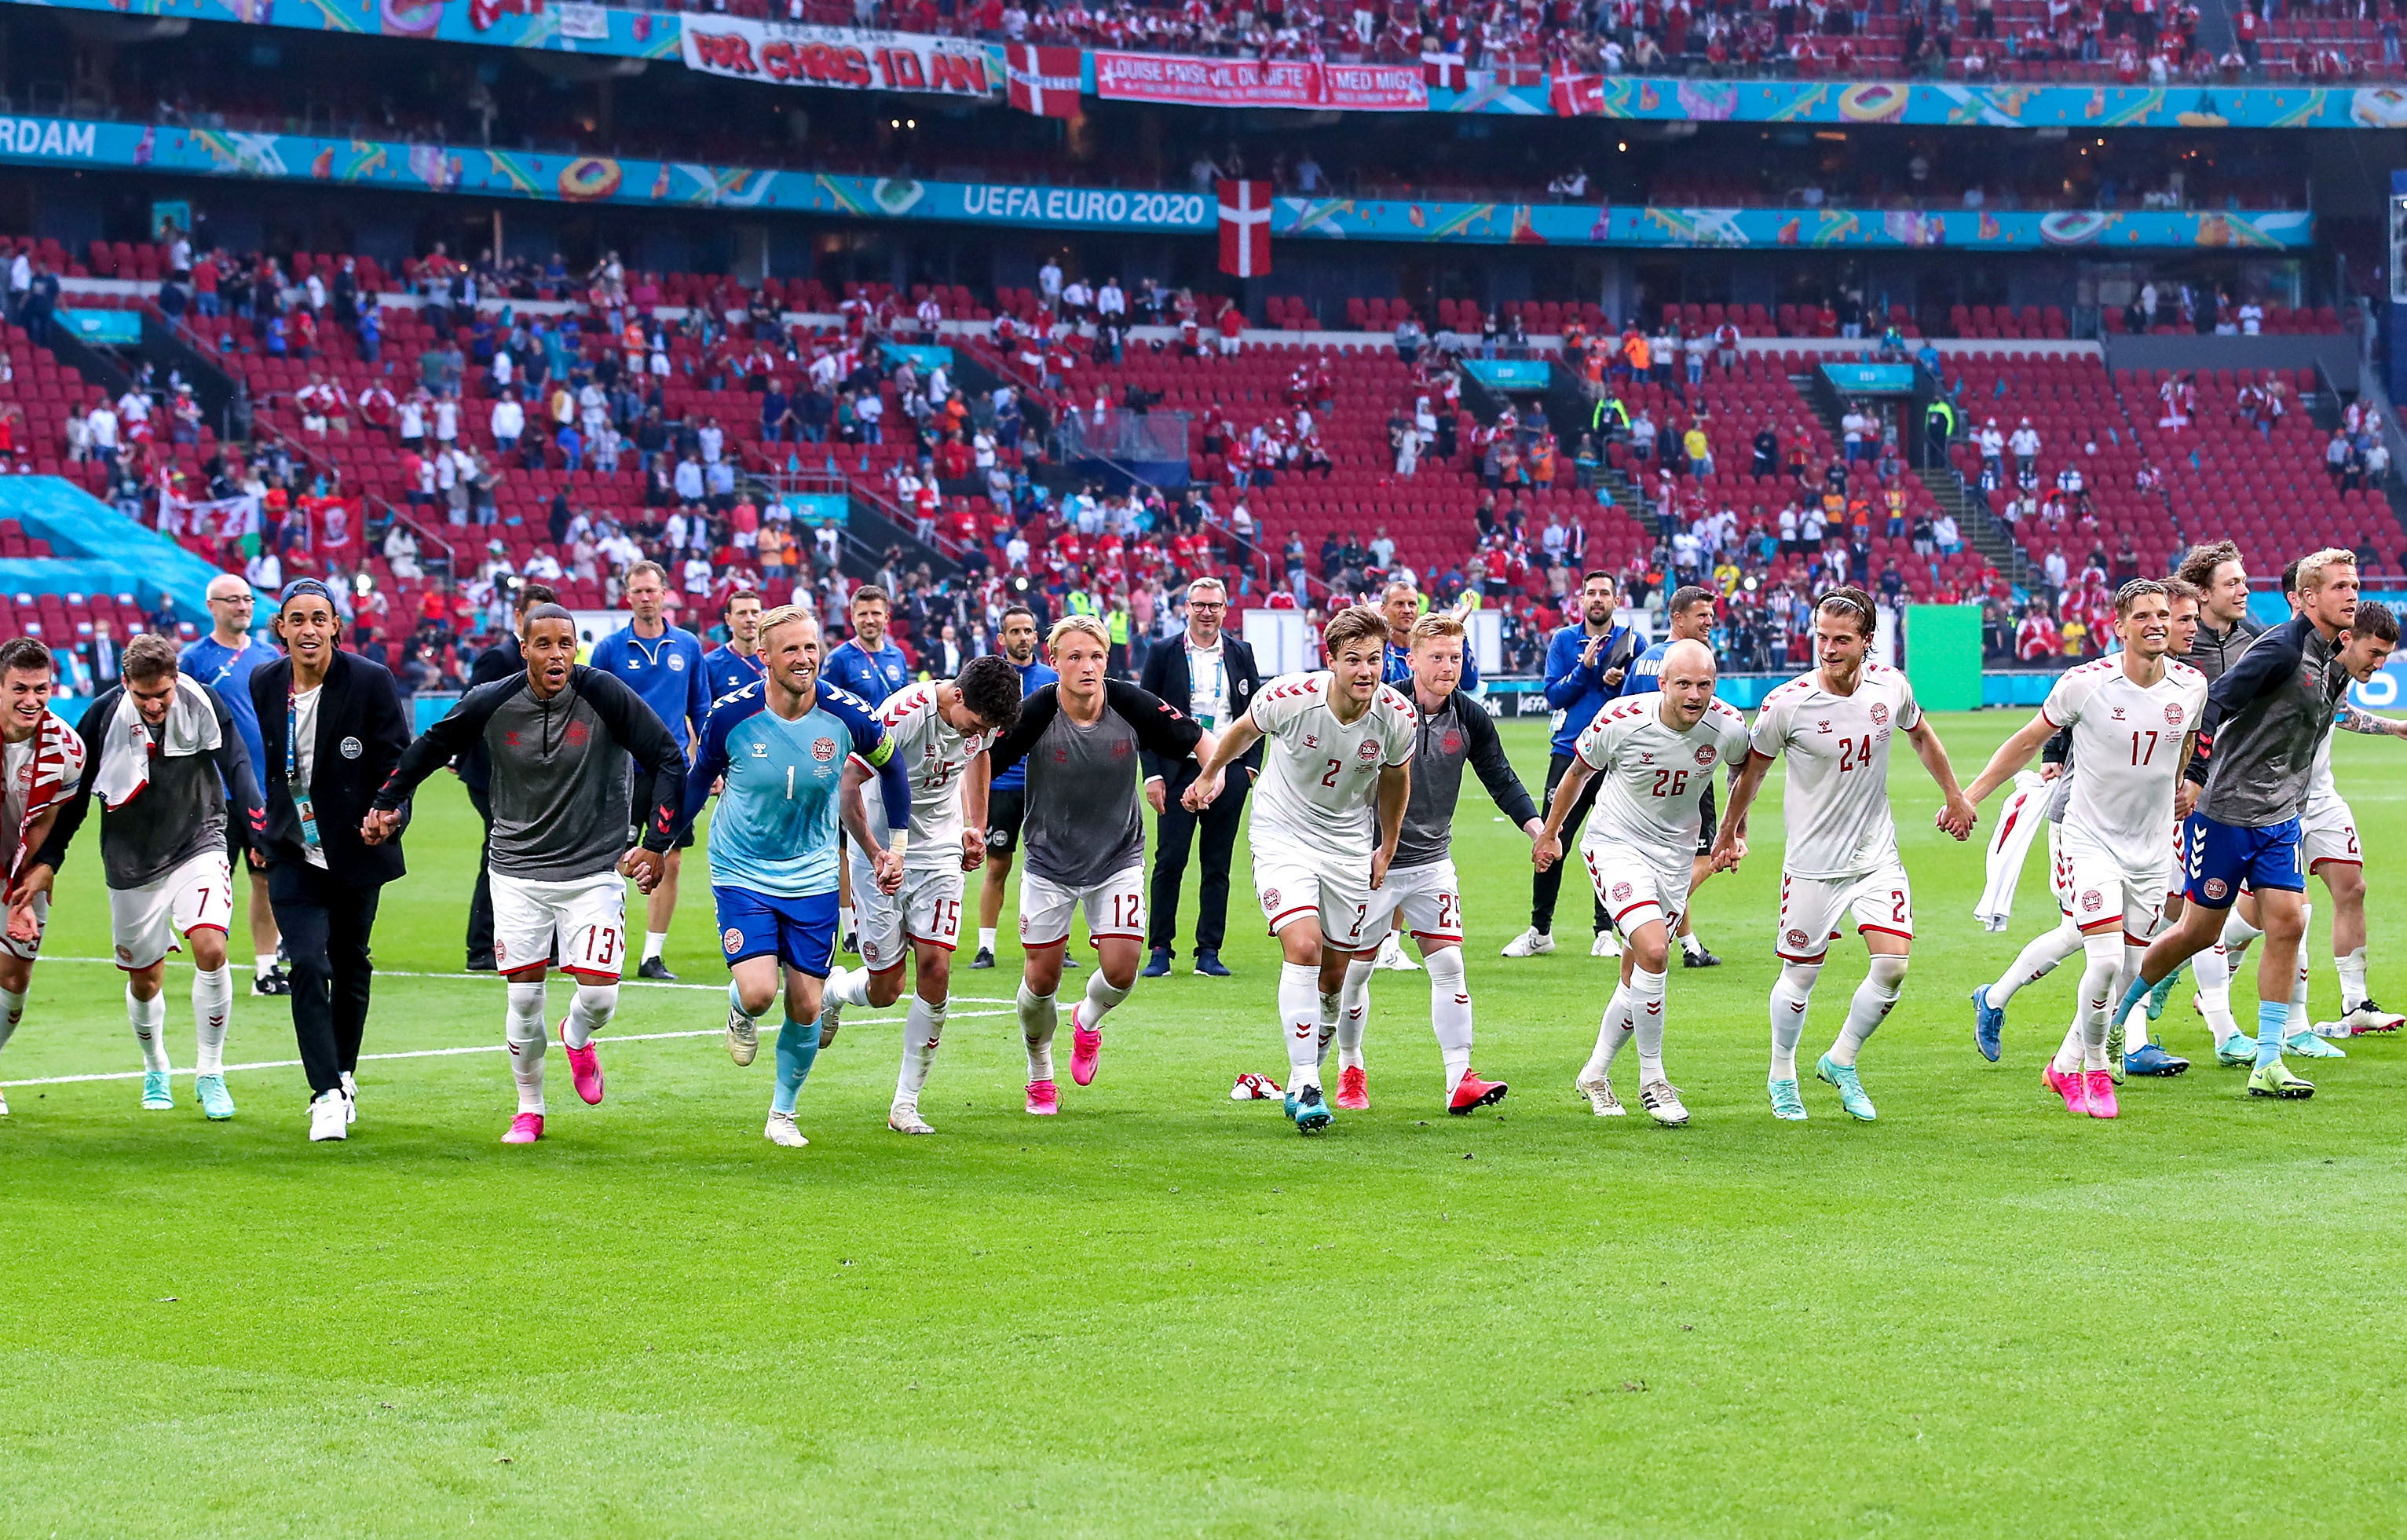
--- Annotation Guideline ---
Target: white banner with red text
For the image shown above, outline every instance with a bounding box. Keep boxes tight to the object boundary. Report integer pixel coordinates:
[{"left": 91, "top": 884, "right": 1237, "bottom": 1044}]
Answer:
[{"left": 1091, "top": 51, "right": 1425, "bottom": 111}]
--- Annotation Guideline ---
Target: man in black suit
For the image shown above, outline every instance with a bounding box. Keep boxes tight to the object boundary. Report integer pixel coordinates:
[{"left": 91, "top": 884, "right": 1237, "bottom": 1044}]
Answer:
[
  {"left": 1138, "top": 576, "right": 1262, "bottom": 977},
  {"left": 250, "top": 580, "right": 412, "bottom": 1142},
  {"left": 78, "top": 618, "right": 122, "bottom": 690},
  {"left": 459, "top": 581, "right": 554, "bottom": 969}
]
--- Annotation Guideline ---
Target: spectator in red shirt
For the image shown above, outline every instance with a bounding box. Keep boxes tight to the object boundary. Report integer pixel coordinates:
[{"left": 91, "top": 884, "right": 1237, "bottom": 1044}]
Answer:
[{"left": 2014, "top": 598, "right": 2061, "bottom": 662}]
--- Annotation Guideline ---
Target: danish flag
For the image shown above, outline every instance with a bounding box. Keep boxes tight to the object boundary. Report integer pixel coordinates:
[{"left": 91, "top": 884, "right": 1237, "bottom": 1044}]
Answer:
[
  {"left": 1007, "top": 44, "right": 1083, "bottom": 119},
  {"left": 1217, "top": 179, "right": 1272, "bottom": 278},
  {"left": 1422, "top": 53, "right": 1466, "bottom": 90}
]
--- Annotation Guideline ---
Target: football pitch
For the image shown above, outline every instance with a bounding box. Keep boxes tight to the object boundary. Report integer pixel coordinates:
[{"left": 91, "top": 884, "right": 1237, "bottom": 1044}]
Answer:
[{"left": 5, "top": 711, "right": 2406, "bottom": 1537}]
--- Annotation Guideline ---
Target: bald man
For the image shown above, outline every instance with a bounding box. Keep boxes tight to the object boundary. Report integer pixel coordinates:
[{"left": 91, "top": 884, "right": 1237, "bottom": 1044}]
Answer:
[
  {"left": 181, "top": 573, "right": 290, "bottom": 995},
  {"left": 1617, "top": 583, "right": 1727, "bottom": 969},
  {"left": 1535, "top": 638, "right": 1751, "bottom": 1125}
]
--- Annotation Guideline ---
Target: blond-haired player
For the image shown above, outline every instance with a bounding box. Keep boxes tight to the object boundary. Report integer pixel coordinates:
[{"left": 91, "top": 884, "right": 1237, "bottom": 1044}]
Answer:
[
  {"left": 1334, "top": 612, "right": 1536, "bottom": 1112},
  {"left": 1186, "top": 605, "right": 1419, "bottom": 1134},
  {"left": 981, "top": 616, "right": 1214, "bottom": 1114},
  {"left": 1536, "top": 638, "right": 1750, "bottom": 1126},
  {"left": 1714, "top": 588, "right": 1977, "bottom": 1121}
]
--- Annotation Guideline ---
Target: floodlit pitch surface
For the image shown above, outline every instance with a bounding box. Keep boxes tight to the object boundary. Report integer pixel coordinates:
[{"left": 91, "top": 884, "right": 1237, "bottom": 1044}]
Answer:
[{"left": 4, "top": 713, "right": 2404, "bottom": 1536}]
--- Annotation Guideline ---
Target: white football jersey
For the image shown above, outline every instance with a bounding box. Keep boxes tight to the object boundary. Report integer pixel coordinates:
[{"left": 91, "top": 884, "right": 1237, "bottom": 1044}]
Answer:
[
  {"left": 2307, "top": 709, "right": 2343, "bottom": 807},
  {"left": 876, "top": 680, "right": 998, "bottom": 871},
  {"left": 1750, "top": 661, "right": 1922, "bottom": 880},
  {"left": 1249, "top": 671, "right": 1417, "bottom": 864},
  {"left": 2040, "top": 657, "right": 2206, "bottom": 874},
  {"left": 1575, "top": 693, "right": 1752, "bottom": 862}
]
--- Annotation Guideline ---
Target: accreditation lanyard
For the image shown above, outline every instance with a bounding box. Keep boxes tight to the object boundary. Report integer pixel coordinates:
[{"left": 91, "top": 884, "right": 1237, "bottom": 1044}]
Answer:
[
  {"left": 287, "top": 692, "right": 319, "bottom": 851},
  {"left": 1187, "top": 642, "right": 1224, "bottom": 730}
]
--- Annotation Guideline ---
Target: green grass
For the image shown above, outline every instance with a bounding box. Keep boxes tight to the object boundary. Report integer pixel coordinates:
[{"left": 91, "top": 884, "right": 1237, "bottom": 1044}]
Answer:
[{"left": 5, "top": 711, "right": 2407, "bottom": 1537}]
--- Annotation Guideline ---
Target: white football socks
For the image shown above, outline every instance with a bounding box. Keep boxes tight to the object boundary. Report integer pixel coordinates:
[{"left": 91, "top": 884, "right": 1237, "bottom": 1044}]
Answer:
[
  {"left": 1312, "top": 985, "right": 1341, "bottom": 1068},
  {"left": 2194, "top": 940, "right": 2243, "bottom": 1042},
  {"left": 1679, "top": 929, "right": 1710, "bottom": 962},
  {"left": 564, "top": 982, "right": 616, "bottom": 1048},
  {"left": 1582, "top": 982, "right": 1633, "bottom": 1083},
  {"left": 1829, "top": 955, "right": 1908, "bottom": 1068},
  {"left": 0, "top": 984, "right": 25, "bottom": 1056},
  {"left": 1278, "top": 960, "right": 1322, "bottom": 1090},
  {"left": 642, "top": 930, "right": 668, "bottom": 964},
  {"left": 505, "top": 980, "right": 547, "bottom": 1113},
  {"left": 1769, "top": 960, "right": 1821, "bottom": 1081},
  {"left": 827, "top": 965, "right": 874, "bottom": 1010},
  {"left": 1337, "top": 957, "right": 1374, "bottom": 1073},
  {"left": 2338, "top": 945, "right": 2371, "bottom": 1014},
  {"left": 1629, "top": 964, "right": 1668, "bottom": 1084},
  {"left": 192, "top": 964, "right": 232, "bottom": 1076},
  {"left": 2058, "top": 931, "right": 2125, "bottom": 1073},
  {"left": 127, "top": 985, "right": 169, "bottom": 1073},
  {"left": 254, "top": 950, "right": 277, "bottom": 979},
  {"left": 1425, "top": 945, "right": 1473, "bottom": 1092},
  {"left": 1988, "top": 919, "right": 2081, "bottom": 1008},
  {"left": 1016, "top": 981, "right": 1058, "bottom": 1081},
  {"left": 896, "top": 994, "right": 945, "bottom": 1104},
  {"left": 977, "top": 927, "right": 997, "bottom": 953},
  {"left": 1080, "top": 971, "right": 1131, "bottom": 1034},
  {"left": 2285, "top": 910, "right": 2313, "bottom": 1037}
]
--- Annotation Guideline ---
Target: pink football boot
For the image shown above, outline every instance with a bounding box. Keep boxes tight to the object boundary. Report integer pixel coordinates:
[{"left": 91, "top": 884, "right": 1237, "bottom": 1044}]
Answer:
[
  {"left": 501, "top": 1113, "right": 544, "bottom": 1144},
  {"left": 559, "top": 1019, "right": 605, "bottom": 1106},
  {"left": 2042, "top": 1063, "right": 2086, "bottom": 1115},
  {"left": 1070, "top": 1008, "right": 1102, "bottom": 1087}
]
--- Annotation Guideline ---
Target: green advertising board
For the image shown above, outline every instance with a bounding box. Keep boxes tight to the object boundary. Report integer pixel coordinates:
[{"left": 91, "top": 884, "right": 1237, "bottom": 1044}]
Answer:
[{"left": 1906, "top": 603, "right": 1982, "bottom": 711}]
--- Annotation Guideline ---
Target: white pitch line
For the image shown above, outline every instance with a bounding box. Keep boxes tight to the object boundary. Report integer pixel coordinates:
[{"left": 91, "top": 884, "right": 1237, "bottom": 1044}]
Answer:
[{"left": 0, "top": 1011, "right": 1015, "bottom": 1088}]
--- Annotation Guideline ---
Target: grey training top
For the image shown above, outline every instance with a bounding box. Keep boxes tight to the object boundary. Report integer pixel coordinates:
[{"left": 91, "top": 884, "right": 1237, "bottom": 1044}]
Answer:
[
  {"left": 1396, "top": 689, "right": 1540, "bottom": 869},
  {"left": 39, "top": 682, "right": 263, "bottom": 890},
  {"left": 986, "top": 679, "right": 1205, "bottom": 891},
  {"left": 376, "top": 666, "right": 688, "bottom": 880},
  {"left": 2179, "top": 613, "right": 2268, "bottom": 686},
  {"left": 2188, "top": 613, "right": 2347, "bottom": 829}
]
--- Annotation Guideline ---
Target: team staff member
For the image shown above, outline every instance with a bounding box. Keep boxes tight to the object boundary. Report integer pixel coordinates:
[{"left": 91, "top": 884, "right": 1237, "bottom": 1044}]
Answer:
[
  {"left": 587, "top": 561, "right": 710, "bottom": 981},
  {"left": 1503, "top": 570, "right": 1637, "bottom": 960},
  {"left": 1379, "top": 580, "right": 1480, "bottom": 693},
  {"left": 251, "top": 580, "right": 412, "bottom": 1143},
  {"left": 704, "top": 588, "right": 767, "bottom": 702},
  {"left": 181, "top": 572, "right": 289, "bottom": 996},
  {"left": 821, "top": 584, "right": 913, "bottom": 953},
  {"left": 971, "top": 605, "right": 1058, "bottom": 971},
  {"left": 460, "top": 582, "right": 554, "bottom": 970},
  {"left": 1139, "top": 576, "right": 1260, "bottom": 979}
]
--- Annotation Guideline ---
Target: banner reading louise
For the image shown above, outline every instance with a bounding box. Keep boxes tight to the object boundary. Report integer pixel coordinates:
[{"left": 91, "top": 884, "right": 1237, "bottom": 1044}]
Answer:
[
  {"left": 1091, "top": 51, "right": 1426, "bottom": 110},
  {"left": 679, "top": 18, "right": 996, "bottom": 98}
]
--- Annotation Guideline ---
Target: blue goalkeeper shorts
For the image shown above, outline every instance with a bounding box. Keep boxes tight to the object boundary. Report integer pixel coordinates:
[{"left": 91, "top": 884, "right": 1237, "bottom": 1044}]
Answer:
[
  {"left": 2181, "top": 813, "right": 2304, "bottom": 907},
  {"left": 713, "top": 886, "right": 838, "bottom": 977}
]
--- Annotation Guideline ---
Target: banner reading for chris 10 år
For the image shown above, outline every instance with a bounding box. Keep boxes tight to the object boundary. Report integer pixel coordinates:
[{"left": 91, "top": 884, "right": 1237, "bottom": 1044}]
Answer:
[{"left": 678, "top": 18, "right": 997, "bottom": 98}]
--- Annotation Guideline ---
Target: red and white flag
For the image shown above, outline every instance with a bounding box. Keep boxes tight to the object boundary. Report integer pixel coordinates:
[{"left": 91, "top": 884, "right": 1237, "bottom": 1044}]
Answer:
[
  {"left": 1217, "top": 179, "right": 1272, "bottom": 278},
  {"left": 1422, "top": 53, "right": 1465, "bottom": 90},
  {"left": 1007, "top": 43, "right": 1084, "bottom": 117},
  {"left": 1548, "top": 71, "right": 1604, "bottom": 115}
]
